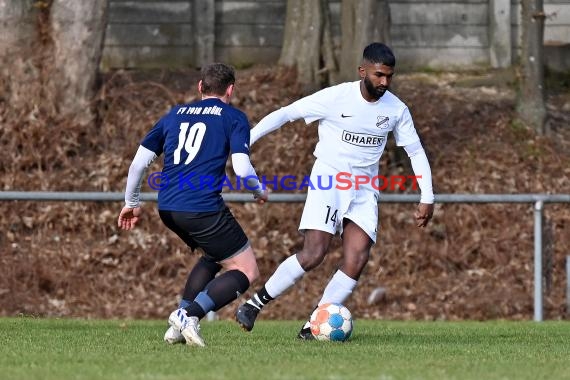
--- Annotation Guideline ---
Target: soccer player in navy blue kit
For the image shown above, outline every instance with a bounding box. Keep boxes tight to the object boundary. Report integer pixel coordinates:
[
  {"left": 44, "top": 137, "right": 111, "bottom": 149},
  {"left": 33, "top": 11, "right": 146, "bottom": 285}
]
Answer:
[{"left": 118, "top": 63, "right": 268, "bottom": 347}]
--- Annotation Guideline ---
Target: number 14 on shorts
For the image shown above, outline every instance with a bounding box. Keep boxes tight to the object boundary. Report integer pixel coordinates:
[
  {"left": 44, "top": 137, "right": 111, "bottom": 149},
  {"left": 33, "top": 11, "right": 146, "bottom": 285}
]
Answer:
[{"left": 324, "top": 205, "right": 339, "bottom": 226}]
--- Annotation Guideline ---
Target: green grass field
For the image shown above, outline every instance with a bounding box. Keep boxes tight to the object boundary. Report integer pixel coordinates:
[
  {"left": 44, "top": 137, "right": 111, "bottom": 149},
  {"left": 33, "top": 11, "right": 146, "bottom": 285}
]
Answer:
[{"left": 0, "top": 317, "right": 569, "bottom": 380}]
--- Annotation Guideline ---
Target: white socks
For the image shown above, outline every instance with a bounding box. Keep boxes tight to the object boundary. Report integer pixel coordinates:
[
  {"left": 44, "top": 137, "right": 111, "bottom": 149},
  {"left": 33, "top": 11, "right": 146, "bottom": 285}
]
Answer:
[
  {"left": 253, "top": 257, "right": 357, "bottom": 321},
  {"left": 318, "top": 270, "right": 357, "bottom": 306},
  {"left": 265, "top": 255, "right": 306, "bottom": 298}
]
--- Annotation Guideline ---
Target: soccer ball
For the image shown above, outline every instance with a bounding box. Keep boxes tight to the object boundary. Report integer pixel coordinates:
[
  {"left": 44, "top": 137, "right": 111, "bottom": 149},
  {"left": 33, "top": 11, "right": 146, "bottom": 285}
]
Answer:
[{"left": 309, "top": 303, "right": 353, "bottom": 342}]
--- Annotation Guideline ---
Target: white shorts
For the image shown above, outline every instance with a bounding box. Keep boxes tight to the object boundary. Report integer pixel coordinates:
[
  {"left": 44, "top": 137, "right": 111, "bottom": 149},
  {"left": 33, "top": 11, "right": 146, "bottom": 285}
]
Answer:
[{"left": 299, "top": 160, "right": 379, "bottom": 243}]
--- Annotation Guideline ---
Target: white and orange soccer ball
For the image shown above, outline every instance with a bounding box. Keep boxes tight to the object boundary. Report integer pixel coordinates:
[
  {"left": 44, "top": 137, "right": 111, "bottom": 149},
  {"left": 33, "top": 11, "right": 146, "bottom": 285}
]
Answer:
[{"left": 309, "top": 303, "right": 353, "bottom": 342}]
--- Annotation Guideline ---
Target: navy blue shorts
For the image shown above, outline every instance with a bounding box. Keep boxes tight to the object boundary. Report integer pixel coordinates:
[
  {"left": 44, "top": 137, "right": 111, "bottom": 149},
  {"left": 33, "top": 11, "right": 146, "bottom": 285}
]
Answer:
[{"left": 159, "top": 206, "right": 249, "bottom": 262}]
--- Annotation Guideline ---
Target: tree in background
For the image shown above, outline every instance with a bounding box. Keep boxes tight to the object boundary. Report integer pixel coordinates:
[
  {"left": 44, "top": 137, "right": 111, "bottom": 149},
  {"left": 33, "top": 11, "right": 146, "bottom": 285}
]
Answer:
[
  {"left": 278, "top": 0, "right": 333, "bottom": 93},
  {"left": 517, "top": 0, "right": 546, "bottom": 134},
  {"left": 338, "top": 0, "right": 391, "bottom": 82},
  {"left": 0, "top": 0, "right": 38, "bottom": 111},
  {"left": 279, "top": 0, "right": 391, "bottom": 91},
  {"left": 0, "top": 0, "right": 108, "bottom": 125}
]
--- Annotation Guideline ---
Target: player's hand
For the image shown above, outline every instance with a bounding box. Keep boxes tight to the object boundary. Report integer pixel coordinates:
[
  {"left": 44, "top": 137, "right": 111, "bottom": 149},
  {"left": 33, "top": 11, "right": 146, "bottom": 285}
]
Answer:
[
  {"left": 414, "top": 203, "right": 434, "bottom": 228},
  {"left": 118, "top": 206, "right": 141, "bottom": 230},
  {"left": 254, "top": 188, "right": 269, "bottom": 205}
]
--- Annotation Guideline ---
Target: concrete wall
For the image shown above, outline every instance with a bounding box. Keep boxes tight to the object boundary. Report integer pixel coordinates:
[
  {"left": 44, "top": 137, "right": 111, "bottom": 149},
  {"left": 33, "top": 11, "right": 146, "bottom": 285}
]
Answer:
[
  {"left": 102, "top": 1, "right": 194, "bottom": 69},
  {"left": 390, "top": 0, "right": 490, "bottom": 69},
  {"left": 101, "top": 0, "right": 570, "bottom": 71}
]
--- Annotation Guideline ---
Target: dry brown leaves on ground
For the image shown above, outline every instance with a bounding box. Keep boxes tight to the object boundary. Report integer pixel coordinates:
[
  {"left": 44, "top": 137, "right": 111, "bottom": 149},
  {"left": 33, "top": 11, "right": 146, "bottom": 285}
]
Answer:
[{"left": 1, "top": 66, "right": 569, "bottom": 321}]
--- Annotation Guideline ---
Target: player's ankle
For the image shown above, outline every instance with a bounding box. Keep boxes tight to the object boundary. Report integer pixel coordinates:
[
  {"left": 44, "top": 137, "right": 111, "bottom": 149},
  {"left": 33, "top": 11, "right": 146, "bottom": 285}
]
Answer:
[
  {"left": 251, "top": 287, "right": 274, "bottom": 309},
  {"left": 246, "top": 299, "right": 262, "bottom": 310}
]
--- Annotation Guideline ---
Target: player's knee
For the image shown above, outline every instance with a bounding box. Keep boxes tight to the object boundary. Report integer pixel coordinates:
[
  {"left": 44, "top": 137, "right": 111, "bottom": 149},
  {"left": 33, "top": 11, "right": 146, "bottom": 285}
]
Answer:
[
  {"left": 297, "top": 249, "right": 326, "bottom": 271},
  {"left": 250, "top": 265, "right": 260, "bottom": 283},
  {"left": 242, "top": 265, "right": 259, "bottom": 284},
  {"left": 232, "top": 246, "right": 259, "bottom": 283}
]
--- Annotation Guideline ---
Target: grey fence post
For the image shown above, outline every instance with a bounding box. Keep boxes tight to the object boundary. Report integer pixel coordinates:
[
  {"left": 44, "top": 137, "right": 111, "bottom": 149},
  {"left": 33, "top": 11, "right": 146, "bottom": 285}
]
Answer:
[
  {"left": 566, "top": 256, "right": 570, "bottom": 318},
  {"left": 534, "top": 201, "right": 544, "bottom": 322}
]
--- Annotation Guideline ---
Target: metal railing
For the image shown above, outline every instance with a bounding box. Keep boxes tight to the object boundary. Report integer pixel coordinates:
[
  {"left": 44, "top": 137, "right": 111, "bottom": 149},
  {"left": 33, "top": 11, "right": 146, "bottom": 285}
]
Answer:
[{"left": 2, "top": 191, "right": 570, "bottom": 321}]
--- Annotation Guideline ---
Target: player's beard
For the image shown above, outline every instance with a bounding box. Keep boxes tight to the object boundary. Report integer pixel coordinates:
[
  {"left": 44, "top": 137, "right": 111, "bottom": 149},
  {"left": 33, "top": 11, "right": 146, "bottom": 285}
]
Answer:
[{"left": 364, "top": 76, "right": 387, "bottom": 100}]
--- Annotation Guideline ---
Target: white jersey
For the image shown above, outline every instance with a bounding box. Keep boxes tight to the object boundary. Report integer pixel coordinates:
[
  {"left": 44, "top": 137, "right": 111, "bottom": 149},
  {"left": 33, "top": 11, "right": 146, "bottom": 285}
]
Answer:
[
  {"left": 289, "top": 81, "right": 419, "bottom": 177},
  {"left": 250, "top": 79, "right": 434, "bottom": 206}
]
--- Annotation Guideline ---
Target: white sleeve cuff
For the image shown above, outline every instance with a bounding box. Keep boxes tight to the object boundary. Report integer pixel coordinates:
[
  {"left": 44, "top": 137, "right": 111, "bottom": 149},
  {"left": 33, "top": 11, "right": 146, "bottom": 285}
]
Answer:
[
  {"left": 403, "top": 141, "right": 423, "bottom": 157},
  {"left": 125, "top": 145, "right": 158, "bottom": 208},
  {"left": 231, "top": 153, "right": 263, "bottom": 196},
  {"left": 406, "top": 145, "right": 434, "bottom": 204}
]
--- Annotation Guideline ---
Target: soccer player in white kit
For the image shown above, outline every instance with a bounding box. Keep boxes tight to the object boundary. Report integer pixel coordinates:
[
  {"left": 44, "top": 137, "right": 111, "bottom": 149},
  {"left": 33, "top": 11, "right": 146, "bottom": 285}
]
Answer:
[{"left": 236, "top": 42, "right": 435, "bottom": 339}]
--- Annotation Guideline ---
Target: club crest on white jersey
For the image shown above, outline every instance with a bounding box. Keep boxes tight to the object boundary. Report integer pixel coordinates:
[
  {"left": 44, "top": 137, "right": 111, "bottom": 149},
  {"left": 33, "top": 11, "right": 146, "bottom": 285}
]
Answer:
[{"left": 376, "top": 116, "right": 390, "bottom": 129}]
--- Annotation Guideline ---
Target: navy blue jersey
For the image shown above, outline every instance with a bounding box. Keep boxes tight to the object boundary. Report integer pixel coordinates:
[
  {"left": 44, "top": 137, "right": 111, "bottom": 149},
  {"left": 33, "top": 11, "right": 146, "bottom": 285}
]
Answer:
[{"left": 141, "top": 98, "right": 250, "bottom": 212}]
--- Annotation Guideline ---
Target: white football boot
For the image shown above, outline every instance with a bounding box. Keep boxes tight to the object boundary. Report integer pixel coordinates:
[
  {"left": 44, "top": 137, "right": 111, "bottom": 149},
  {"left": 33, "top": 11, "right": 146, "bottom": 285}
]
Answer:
[
  {"left": 163, "top": 325, "right": 185, "bottom": 344},
  {"left": 168, "top": 308, "right": 205, "bottom": 347}
]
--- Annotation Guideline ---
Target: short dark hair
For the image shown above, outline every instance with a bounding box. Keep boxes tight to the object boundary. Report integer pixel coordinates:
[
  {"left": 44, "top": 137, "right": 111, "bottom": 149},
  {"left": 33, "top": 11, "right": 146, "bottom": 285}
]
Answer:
[
  {"left": 200, "top": 63, "right": 236, "bottom": 96},
  {"left": 362, "top": 43, "right": 396, "bottom": 67}
]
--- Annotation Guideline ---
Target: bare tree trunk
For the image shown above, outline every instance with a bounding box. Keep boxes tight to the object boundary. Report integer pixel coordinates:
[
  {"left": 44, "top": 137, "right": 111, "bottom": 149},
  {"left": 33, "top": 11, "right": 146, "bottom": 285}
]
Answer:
[
  {"left": 49, "top": 0, "right": 108, "bottom": 124},
  {"left": 338, "top": 0, "right": 391, "bottom": 82},
  {"left": 0, "top": 0, "right": 39, "bottom": 110},
  {"left": 0, "top": 0, "right": 108, "bottom": 124},
  {"left": 0, "top": 0, "right": 35, "bottom": 49},
  {"left": 279, "top": 0, "right": 325, "bottom": 92},
  {"left": 517, "top": 0, "right": 546, "bottom": 134},
  {"left": 321, "top": 0, "right": 339, "bottom": 85}
]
